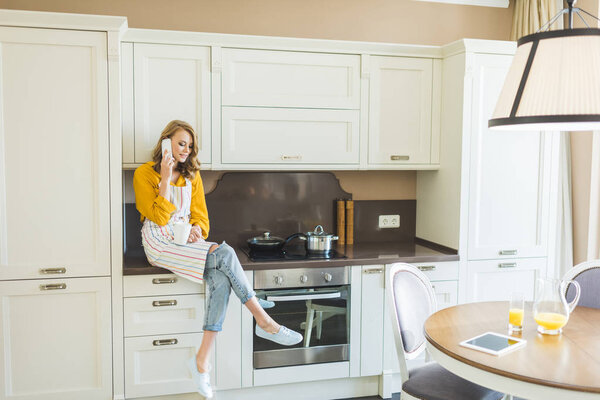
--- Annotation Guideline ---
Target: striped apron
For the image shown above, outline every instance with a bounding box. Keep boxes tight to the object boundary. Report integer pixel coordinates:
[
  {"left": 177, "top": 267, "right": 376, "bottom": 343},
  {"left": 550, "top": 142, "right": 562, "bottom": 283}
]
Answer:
[{"left": 141, "top": 178, "right": 214, "bottom": 283}]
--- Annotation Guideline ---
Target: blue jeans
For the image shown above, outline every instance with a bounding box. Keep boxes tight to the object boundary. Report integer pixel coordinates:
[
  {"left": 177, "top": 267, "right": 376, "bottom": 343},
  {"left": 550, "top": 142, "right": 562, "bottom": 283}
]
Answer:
[{"left": 203, "top": 242, "right": 256, "bottom": 331}]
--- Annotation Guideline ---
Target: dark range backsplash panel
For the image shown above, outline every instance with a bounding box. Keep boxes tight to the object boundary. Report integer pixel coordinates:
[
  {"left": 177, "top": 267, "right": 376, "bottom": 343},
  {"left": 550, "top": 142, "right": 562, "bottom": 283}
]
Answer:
[{"left": 205, "top": 172, "right": 351, "bottom": 246}]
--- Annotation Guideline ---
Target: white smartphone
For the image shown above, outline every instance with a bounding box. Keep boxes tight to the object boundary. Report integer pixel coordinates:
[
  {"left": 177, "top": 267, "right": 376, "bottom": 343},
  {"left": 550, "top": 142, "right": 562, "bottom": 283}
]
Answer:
[
  {"left": 161, "top": 138, "right": 172, "bottom": 159},
  {"left": 459, "top": 332, "right": 527, "bottom": 356}
]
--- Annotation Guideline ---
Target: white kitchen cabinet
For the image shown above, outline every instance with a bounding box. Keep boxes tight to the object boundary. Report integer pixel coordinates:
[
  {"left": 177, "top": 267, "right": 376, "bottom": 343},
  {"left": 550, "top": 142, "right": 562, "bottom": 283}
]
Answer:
[
  {"left": 466, "top": 54, "right": 551, "bottom": 261},
  {"left": 466, "top": 258, "right": 545, "bottom": 302},
  {"left": 359, "top": 265, "right": 385, "bottom": 377},
  {"left": 0, "top": 27, "right": 111, "bottom": 280},
  {"left": 221, "top": 107, "right": 359, "bottom": 166},
  {"left": 0, "top": 277, "right": 112, "bottom": 400},
  {"left": 124, "top": 43, "right": 211, "bottom": 165},
  {"left": 123, "top": 274, "right": 212, "bottom": 399},
  {"left": 368, "top": 56, "right": 436, "bottom": 166},
  {"left": 221, "top": 48, "right": 360, "bottom": 109}
]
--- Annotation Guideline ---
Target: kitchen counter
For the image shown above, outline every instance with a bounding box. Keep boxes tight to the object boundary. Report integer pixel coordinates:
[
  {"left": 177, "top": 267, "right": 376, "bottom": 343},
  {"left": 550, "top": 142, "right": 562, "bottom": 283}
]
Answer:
[{"left": 123, "top": 238, "right": 458, "bottom": 275}]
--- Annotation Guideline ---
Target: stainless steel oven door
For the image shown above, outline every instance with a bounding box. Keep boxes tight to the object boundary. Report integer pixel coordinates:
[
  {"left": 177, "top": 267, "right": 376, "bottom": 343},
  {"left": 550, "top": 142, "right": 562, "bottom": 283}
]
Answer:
[{"left": 253, "top": 285, "right": 350, "bottom": 369}]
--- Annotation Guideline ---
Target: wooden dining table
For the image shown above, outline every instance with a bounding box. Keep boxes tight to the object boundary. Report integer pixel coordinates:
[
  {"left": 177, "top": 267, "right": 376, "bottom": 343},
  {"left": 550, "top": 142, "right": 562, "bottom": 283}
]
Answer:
[{"left": 424, "top": 302, "right": 600, "bottom": 400}]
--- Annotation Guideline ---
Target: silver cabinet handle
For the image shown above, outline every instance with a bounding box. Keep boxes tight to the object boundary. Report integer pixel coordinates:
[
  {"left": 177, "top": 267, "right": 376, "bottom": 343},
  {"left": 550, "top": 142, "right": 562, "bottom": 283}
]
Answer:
[
  {"left": 152, "top": 300, "right": 177, "bottom": 307},
  {"left": 153, "top": 339, "right": 178, "bottom": 346},
  {"left": 390, "top": 155, "right": 409, "bottom": 161},
  {"left": 152, "top": 278, "right": 177, "bottom": 284},
  {"left": 417, "top": 265, "right": 436, "bottom": 272},
  {"left": 39, "top": 268, "right": 66, "bottom": 274},
  {"left": 40, "top": 283, "right": 67, "bottom": 290},
  {"left": 498, "top": 263, "right": 517, "bottom": 268},
  {"left": 363, "top": 268, "right": 384, "bottom": 274},
  {"left": 281, "top": 155, "right": 302, "bottom": 161},
  {"left": 499, "top": 249, "right": 517, "bottom": 256}
]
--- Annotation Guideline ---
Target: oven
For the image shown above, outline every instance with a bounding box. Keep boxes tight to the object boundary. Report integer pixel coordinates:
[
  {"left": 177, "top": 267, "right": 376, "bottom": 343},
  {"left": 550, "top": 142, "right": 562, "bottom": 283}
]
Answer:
[{"left": 253, "top": 266, "right": 350, "bottom": 369}]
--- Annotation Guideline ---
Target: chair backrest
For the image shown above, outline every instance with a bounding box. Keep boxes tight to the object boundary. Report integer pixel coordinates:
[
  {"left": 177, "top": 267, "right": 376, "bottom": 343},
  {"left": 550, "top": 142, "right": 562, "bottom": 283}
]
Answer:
[
  {"left": 386, "top": 263, "right": 437, "bottom": 382},
  {"left": 563, "top": 259, "right": 600, "bottom": 309}
]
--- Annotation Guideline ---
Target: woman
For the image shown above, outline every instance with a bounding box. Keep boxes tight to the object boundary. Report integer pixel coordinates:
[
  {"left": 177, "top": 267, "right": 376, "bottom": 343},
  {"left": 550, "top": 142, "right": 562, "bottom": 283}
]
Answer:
[{"left": 133, "top": 120, "right": 302, "bottom": 398}]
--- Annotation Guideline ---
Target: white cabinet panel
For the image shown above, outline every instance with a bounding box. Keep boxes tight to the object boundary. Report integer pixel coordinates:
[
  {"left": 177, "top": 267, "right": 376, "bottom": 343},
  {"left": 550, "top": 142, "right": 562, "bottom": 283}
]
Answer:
[
  {"left": 124, "top": 333, "right": 211, "bottom": 399},
  {"left": 0, "top": 27, "right": 110, "bottom": 280},
  {"left": 124, "top": 294, "right": 205, "bottom": 337},
  {"left": 466, "top": 257, "right": 546, "bottom": 302},
  {"left": 222, "top": 107, "right": 359, "bottom": 165},
  {"left": 124, "top": 274, "right": 204, "bottom": 297},
  {"left": 368, "top": 56, "right": 433, "bottom": 165},
  {"left": 360, "top": 265, "right": 384, "bottom": 376},
  {"left": 412, "top": 261, "right": 459, "bottom": 281},
  {"left": 222, "top": 48, "right": 360, "bottom": 109},
  {"left": 467, "top": 54, "right": 551, "bottom": 260},
  {"left": 133, "top": 43, "right": 211, "bottom": 164},
  {"left": 431, "top": 280, "right": 458, "bottom": 310},
  {"left": 0, "top": 277, "right": 111, "bottom": 400}
]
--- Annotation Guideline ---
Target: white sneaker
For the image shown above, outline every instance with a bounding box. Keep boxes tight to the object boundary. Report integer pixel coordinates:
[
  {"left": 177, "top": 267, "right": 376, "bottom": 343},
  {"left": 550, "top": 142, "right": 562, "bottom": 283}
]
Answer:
[
  {"left": 187, "top": 358, "right": 213, "bottom": 398},
  {"left": 255, "top": 324, "right": 303, "bottom": 346}
]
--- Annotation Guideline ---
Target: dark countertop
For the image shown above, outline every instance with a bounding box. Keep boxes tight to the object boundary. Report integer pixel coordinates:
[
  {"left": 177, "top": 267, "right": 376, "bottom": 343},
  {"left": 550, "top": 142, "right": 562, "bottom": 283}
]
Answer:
[{"left": 123, "top": 238, "right": 458, "bottom": 275}]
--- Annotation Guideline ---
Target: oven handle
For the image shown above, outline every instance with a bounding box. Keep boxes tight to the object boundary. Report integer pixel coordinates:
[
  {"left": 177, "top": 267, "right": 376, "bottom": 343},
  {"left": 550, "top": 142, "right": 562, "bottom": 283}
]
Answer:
[{"left": 266, "top": 292, "right": 341, "bottom": 302}]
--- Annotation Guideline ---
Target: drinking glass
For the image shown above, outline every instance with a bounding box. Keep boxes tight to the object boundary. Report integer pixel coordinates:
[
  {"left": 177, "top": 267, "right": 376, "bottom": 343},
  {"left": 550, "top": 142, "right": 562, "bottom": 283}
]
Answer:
[{"left": 508, "top": 292, "right": 525, "bottom": 332}]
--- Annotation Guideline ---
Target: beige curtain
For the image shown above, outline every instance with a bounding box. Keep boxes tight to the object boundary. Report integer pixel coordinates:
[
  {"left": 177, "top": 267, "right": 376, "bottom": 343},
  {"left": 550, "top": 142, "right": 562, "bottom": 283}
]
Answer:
[{"left": 511, "top": 0, "right": 559, "bottom": 40}]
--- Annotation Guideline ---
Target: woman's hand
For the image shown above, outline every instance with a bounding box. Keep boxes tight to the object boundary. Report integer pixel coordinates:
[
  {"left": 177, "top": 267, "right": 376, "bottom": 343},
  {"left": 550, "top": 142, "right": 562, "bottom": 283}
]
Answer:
[
  {"left": 160, "top": 149, "right": 174, "bottom": 181},
  {"left": 188, "top": 224, "right": 204, "bottom": 243}
]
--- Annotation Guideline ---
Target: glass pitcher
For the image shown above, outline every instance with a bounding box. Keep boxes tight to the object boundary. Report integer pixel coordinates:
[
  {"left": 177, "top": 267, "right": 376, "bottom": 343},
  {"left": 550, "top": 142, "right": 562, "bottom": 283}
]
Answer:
[{"left": 533, "top": 278, "right": 581, "bottom": 335}]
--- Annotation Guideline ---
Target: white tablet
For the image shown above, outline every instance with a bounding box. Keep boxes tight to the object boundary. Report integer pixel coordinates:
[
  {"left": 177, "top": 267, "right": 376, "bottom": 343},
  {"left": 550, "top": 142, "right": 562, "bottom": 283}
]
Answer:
[{"left": 459, "top": 332, "right": 527, "bottom": 356}]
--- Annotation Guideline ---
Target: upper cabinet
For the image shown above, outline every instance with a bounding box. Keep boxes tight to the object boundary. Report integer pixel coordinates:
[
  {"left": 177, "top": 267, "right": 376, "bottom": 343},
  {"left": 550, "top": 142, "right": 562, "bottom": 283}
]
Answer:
[
  {"left": 0, "top": 27, "right": 111, "bottom": 280},
  {"left": 122, "top": 43, "right": 211, "bottom": 166},
  {"left": 221, "top": 48, "right": 360, "bottom": 109},
  {"left": 368, "top": 56, "right": 438, "bottom": 166}
]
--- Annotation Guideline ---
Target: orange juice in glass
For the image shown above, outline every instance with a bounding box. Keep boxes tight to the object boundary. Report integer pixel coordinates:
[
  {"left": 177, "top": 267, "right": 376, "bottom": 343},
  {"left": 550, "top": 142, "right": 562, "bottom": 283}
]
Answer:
[{"left": 508, "top": 292, "right": 524, "bottom": 332}]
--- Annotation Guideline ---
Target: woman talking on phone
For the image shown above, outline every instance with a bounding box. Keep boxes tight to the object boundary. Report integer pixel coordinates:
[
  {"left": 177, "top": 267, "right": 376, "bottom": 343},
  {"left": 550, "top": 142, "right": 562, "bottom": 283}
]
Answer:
[{"left": 133, "top": 120, "right": 302, "bottom": 398}]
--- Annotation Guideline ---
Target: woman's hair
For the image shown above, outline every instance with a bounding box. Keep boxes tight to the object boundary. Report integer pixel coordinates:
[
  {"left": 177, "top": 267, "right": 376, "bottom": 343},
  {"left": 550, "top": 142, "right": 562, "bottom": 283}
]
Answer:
[{"left": 151, "top": 120, "right": 201, "bottom": 179}]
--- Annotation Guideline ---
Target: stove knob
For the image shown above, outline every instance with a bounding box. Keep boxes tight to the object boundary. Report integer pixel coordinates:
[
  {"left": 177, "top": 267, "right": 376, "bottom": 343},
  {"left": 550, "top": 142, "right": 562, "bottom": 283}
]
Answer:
[
  {"left": 274, "top": 275, "right": 284, "bottom": 285},
  {"left": 323, "top": 273, "right": 332, "bottom": 282},
  {"left": 300, "top": 275, "right": 308, "bottom": 283}
]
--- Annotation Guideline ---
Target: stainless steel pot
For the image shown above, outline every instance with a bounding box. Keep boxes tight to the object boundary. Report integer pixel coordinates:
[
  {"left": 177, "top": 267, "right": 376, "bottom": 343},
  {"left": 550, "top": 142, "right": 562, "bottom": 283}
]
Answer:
[{"left": 300, "top": 225, "right": 339, "bottom": 253}]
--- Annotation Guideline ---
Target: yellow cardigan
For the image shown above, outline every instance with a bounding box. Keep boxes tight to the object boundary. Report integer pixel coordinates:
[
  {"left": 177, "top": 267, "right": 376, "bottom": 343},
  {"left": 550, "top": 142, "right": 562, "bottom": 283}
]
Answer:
[{"left": 133, "top": 162, "right": 210, "bottom": 239}]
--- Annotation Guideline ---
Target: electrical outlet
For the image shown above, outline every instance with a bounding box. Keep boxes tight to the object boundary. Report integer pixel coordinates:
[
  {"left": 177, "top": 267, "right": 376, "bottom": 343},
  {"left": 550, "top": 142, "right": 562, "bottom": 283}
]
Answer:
[{"left": 378, "top": 214, "right": 400, "bottom": 228}]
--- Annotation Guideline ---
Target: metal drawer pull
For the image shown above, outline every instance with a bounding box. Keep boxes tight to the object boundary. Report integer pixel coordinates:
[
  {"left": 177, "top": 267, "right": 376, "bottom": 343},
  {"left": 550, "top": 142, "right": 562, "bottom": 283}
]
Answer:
[
  {"left": 417, "top": 265, "right": 436, "bottom": 272},
  {"left": 267, "top": 292, "right": 341, "bottom": 302},
  {"left": 364, "top": 268, "right": 384, "bottom": 274},
  {"left": 281, "top": 155, "right": 302, "bottom": 161},
  {"left": 498, "top": 263, "right": 517, "bottom": 269},
  {"left": 153, "top": 339, "right": 178, "bottom": 346},
  {"left": 153, "top": 300, "right": 177, "bottom": 307},
  {"left": 152, "top": 278, "right": 177, "bottom": 284},
  {"left": 499, "top": 249, "right": 517, "bottom": 256},
  {"left": 39, "top": 267, "right": 66, "bottom": 274},
  {"left": 391, "top": 155, "right": 409, "bottom": 161},
  {"left": 40, "top": 283, "right": 67, "bottom": 291}
]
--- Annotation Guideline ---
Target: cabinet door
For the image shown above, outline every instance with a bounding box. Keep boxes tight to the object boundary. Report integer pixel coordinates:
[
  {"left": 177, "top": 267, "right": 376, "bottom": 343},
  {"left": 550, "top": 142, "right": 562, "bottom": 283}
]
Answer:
[
  {"left": 222, "top": 107, "right": 359, "bottom": 165},
  {"left": 368, "top": 56, "right": 433, "bottom": 165},
  {"left": 467, "top": 54, "right": 552, "bottom": 260},
  {"left": 431, "top": 280, "right": 458, "bottom": 310},
  {"left": 0, "top": 277, "right": 111, "bottom": 400},
  {"left": 0, "top": 27, "right": 110, "bottom": 280},
  {"left": 133, "top": 43, "right": 211, "bottom": 164},
  {"left": 221, "top": 48, "right": 360, "bottom": 109},
  {"left": 466, "top": 257, "right": 546, "bottom": 302},
  {"left": 360, "top": 265, "right": 384, "bottom": 376}
]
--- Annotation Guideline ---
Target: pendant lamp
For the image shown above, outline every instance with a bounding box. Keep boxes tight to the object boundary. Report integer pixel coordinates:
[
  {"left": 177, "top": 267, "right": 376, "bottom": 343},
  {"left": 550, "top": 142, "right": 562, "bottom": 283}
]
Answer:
[{"left": 489, "top": 0, "right": 600, "bottom": 131}]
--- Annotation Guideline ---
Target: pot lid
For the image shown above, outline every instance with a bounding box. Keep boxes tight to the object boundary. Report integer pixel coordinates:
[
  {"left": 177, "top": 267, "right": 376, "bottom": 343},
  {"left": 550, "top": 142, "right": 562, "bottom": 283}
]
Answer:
[
  {"left": 305, "top": 225, "right": 334, "bottom": 237},
  {"left": 248, "top": 232, "right": 284, "bottom": 244}
]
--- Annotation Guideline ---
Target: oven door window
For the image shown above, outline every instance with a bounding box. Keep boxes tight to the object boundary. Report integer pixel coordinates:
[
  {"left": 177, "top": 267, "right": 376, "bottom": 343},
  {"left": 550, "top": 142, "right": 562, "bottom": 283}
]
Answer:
[{"left": 254, "top": 286, "right": 350, "bottom": 369}]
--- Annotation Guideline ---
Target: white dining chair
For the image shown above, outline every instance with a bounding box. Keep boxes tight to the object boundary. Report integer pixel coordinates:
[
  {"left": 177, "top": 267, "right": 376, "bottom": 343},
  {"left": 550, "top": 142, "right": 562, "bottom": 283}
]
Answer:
[
  {"left": 387, "top": 263, "right": 504, "bottom": 400},
  {"left": 562, "top": 259, "right": 600, "bottom": 308}
]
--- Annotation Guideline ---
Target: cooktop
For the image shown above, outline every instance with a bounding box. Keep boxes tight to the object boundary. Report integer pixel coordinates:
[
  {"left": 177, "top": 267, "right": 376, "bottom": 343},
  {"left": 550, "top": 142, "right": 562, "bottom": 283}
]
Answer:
[{"left": 241, "top": 245, "right": 347, "bottom": 262}]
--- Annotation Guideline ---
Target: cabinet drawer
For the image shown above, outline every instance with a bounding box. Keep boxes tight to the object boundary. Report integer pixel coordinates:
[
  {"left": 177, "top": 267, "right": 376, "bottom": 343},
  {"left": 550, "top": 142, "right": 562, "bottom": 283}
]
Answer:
[
  {"left": 124, "top": 294, "right": 205, "bottom": 337},
  {"left": 222, "top": 107, "right": 359, "bottom": 165},
  {"left": 466, "top": 257, "right": 546, "bottom": 302},
  {"left": 411, "top": 261, "right": 458, "bottom": 281},
  {"left": 221, "top": 48, "right": 360, "bottom": 109},
  {"left": 124, "top": 333, "right": 213, "bottom": 399},
  {"left": 124, "top": 274, "right": 204, "bottom": 297}
]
